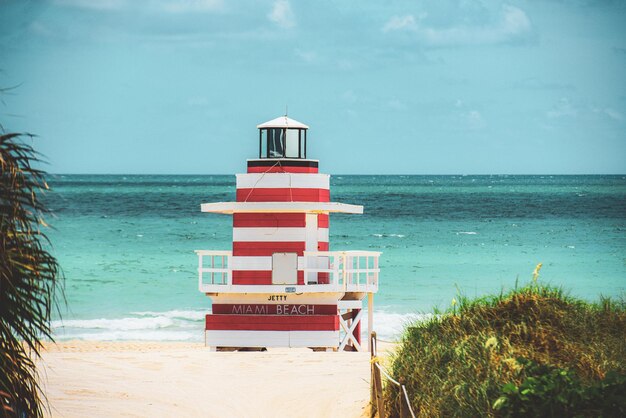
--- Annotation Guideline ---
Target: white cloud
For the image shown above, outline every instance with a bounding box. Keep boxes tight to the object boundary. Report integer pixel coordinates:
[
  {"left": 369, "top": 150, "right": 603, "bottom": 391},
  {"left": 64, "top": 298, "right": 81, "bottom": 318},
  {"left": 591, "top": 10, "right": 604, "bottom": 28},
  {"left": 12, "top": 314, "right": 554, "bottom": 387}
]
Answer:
[
  {"left": 187, "top": 96, "right": 209, "bottom": 107},
  {"left": 337, "top": 59, "right": 354, "bottom": 71},
  {"left": 501, "top": 5, "right": 531, "bottom": 34},
  {"left": 55, "top": 0, "right": 224, "bottom": 13},
  {"left": 462, "top": 110, "right": 485, "bottom": 130},
  {"left": 341, "top": 90, "right": 357, "bottom": 104},
  {"left": 453, "top": 100, "right": 484, "bottom": 129},
  {"left": 548, "top": 99, "right": 624, "bottom": 122},
  {"left": 593, "top": 107, "right": 624, "bottom": 121},
  {"left": 268, "top": 0, "right": 296, "bottom": 29},
  {"left": 383, "top": 15, "right": 418, "bottom": 33},
  {"left": 387, "top": 99, "right": 407, "bottom": 111},
  {"left": 547, "top": 98, "right": 577, "bottom": 119},
  {"left": 513, "top": 77, "right": 574, "bottom": 91},
  {"left": 604, "top": 108, "right": 624, "bottom": 121},
  {"left": 160, "top": 0, "right": 223, "bottom": 13},
  {"left": 383, "top": 5, "right": 531, "bottom": 46},
  {"left": 346, "top": 109, "right": 358, "bottom": 119},
  {"left": 54, "top": 0, "right": 126, "bottom": 10},
  {"left": 29, "top": 21, "right": 55, "bottom": 37},
  {"left": 295, "top": 48, "right": 317, "bottom": 63}
]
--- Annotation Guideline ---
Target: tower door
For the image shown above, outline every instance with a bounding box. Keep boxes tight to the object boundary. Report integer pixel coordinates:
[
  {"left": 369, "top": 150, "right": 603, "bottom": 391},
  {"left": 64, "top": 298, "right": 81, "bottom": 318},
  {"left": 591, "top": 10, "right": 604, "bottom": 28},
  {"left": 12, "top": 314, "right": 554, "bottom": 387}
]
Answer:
[{"left": 272, "top": 252, "right": 298, "bottom": 285}]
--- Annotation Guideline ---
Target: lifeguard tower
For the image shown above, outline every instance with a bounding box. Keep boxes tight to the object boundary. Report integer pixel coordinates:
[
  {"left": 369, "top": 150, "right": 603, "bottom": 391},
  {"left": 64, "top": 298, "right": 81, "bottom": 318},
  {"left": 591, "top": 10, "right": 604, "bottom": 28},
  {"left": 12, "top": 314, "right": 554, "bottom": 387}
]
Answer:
[{"left": 195, "top": 116, "right": 380, "bottom": 351}]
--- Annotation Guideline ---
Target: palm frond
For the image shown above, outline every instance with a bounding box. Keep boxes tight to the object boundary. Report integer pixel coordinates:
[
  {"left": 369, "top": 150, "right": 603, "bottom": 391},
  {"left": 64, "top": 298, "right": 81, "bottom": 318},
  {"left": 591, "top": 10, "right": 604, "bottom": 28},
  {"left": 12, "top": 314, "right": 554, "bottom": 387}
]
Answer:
[{"left": 0, "top": 132, "right": 62, "bottom": 418}]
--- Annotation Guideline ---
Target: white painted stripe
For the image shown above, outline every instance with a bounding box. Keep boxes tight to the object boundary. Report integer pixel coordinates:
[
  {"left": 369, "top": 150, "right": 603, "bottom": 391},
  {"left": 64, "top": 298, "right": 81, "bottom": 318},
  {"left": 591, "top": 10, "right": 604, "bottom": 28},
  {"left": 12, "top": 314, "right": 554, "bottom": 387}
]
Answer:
[
  {"left": 230, "top": 256, "right": 273, "bottom": 270},
  {"left": 338, "top": 300, "right": 363, "bottom": 309},
  {"left": 200, "top": 283, "right": 346, "bottom": 293},
  {"left": 231, "top": 256, "right": 305, "bottom": 271},
  {"left": 211, "top": 293, "right": 341, "bottom": 304},
  {"left": 230, "top": 256, "right": 333, "bottom": 271},
  {"left": 233, "top": 227, "right": 304, "bottom": 242},
  {"left": 201, "top": 201, "right": 363, "bottom": 214},
  {"left": 305, "top": 213, "right": 317, "bottom": 252},
  {"left": 233, "top": 227, "right": 329, "bottom": 243},
  {"left": 205, "top": 330, "right": 339, "bottom": 348},
  {"left": 206, "top": 330, "right": 289, "bottom": 347},
  {"left": 236, "top": 173, "right": 330, "bottom": 190},
  {"left": 290, "top": 331, "right": 339, "bottom": 347}
]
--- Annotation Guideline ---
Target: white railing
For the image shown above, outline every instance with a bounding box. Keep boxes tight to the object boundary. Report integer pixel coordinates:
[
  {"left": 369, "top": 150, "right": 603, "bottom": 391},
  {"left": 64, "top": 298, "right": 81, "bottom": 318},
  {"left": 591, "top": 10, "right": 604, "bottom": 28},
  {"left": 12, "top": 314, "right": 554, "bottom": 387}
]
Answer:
[
  {"left": 195, "top": 250, "right": 232, "bottom": 290},
  {"left": 303, "top": 251, "right": 380, "bottom": 293},
  {"left": 195, "top": 250, "right": 380, "bottom": 294}
]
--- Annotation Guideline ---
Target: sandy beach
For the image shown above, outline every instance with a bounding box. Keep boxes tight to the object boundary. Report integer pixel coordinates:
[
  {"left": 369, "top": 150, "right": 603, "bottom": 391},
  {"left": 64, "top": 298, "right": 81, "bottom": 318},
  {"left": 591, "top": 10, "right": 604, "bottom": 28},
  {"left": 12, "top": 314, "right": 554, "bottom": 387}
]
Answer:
[{"left": 37, "top": 341, "right": 392, "bottom": 418}]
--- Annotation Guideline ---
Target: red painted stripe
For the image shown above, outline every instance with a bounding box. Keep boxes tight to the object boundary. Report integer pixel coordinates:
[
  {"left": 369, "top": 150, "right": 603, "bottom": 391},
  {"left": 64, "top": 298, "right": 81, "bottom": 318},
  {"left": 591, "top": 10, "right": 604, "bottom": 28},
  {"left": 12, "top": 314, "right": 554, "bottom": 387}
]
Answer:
[
  {"left": 212, "top": 304, "right": 338, "bottom": 315},
  {"left": 233, "top": 213, "right": 306, "bottom": 228},
  {"left": 233, "top": 241, "right": 306, "bottom": 256},
  {"left": 232, "top": 270, "right": 271, "bottom": 285},
  {"left": 232, "top": 270, "right": 305, "bottom": 285},
  {"left": 205, "top": 314, "right": 339, "bottom": 331},
  {"left": 318, "top": 272, "right": 330, "bottom": 284},
  {"left": 316, "top": 241, "right": 329, "bottom": 285},
  {"left": 318, "top": 214, "right": 329, "bottom": 228},
  {"left": 231, "top": 270, "right": 329, "bottom": 285},
  {"left": 236, "top": 188, "right": 330, "bottom": 202},
  {"left": 247, "top": 166, "right": 318, "bottom": 174}
]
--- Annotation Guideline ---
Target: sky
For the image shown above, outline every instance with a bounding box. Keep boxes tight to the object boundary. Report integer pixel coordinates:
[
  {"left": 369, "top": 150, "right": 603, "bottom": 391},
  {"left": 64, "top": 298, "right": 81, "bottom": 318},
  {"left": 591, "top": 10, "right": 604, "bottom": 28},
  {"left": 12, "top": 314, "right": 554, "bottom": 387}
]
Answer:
[{"left": 0, "top": 0, "right": 625, "bottom": 174}]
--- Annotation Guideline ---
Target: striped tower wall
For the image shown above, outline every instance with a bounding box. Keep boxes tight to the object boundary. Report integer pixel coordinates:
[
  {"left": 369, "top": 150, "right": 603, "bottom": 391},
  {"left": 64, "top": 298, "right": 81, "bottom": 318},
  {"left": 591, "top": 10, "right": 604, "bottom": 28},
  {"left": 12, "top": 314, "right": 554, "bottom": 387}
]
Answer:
[
  {"left": 204, "top": 162, "right": 339, "bottom": 345},
  {"left": 231, "top": 170, "right": 331, "bottom": 286}
]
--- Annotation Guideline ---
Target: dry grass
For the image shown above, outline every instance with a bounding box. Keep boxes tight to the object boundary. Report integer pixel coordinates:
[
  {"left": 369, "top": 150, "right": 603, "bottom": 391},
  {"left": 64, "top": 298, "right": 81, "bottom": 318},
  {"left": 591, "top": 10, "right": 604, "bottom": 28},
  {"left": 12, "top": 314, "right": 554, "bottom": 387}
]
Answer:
[{"left": 384, "top": 284, "right": 626, "bottom": 417}]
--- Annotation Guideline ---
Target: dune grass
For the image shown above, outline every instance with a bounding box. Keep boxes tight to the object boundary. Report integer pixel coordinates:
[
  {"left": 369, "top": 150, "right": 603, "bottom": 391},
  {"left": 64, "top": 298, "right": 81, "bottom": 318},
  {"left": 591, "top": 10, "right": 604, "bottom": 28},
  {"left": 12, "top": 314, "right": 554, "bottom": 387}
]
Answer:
[{"left": 384, "top": 282, "right": 626, "bottom": 417}]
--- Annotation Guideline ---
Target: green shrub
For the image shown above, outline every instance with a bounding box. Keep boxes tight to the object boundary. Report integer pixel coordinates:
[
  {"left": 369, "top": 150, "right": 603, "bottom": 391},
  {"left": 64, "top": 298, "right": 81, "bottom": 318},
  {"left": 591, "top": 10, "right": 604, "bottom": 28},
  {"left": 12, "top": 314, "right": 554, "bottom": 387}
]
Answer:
[
  {"left": 493, "top": 358, "right": 626, "bottom": 417},
  {"left": 383, "top": 284, "right": 626, "bottom": 417}
]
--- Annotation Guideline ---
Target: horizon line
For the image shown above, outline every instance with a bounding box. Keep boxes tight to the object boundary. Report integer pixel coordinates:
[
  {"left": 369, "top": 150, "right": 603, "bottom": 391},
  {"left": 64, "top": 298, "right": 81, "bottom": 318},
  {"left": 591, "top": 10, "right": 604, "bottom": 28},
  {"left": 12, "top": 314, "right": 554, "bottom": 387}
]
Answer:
[{"left": 47, "top": 173, "right": 626, "bottom": 177}]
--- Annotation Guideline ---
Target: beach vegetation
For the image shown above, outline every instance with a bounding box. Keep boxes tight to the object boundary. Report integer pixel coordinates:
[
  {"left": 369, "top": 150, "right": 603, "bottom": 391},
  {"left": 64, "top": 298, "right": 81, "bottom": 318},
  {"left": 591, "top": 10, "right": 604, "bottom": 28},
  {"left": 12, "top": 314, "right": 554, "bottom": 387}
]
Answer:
[
  {"left": 0, "top": 132, "right": 62, "bottom": 417},
  {"left": 383, "top": 279, "right": 626, "bottom": 417}
]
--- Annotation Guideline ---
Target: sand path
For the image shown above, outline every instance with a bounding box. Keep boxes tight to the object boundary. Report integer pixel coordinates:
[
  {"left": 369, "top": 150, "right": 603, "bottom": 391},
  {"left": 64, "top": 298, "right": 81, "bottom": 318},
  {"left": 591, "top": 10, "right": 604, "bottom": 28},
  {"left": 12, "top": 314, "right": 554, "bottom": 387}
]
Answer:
[{"left": 38, "top": 341, "right": 377, "bottom": 418}]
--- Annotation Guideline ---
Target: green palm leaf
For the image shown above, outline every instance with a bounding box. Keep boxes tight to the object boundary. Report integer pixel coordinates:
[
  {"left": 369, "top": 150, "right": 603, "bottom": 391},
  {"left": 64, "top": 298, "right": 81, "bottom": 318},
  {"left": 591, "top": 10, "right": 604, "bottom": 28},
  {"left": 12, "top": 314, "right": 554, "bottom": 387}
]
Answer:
[{"left": 1, "top": 132, "right": 63, "bottom": 418}]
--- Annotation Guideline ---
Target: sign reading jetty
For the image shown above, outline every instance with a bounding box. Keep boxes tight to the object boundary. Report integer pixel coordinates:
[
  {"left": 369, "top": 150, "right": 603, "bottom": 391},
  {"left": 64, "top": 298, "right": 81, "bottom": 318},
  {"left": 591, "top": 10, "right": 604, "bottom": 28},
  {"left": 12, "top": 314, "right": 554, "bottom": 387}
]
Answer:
[{"left": 195, "top": 115, "right": 381, "bottom": 351}]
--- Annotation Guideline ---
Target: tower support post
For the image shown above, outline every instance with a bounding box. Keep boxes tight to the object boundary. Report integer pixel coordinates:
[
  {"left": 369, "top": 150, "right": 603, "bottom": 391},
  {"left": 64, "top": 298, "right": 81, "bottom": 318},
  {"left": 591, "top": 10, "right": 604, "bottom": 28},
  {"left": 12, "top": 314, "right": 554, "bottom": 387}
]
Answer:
[{"left": 367, "top": 292, "right": 374, "bottom": 352}]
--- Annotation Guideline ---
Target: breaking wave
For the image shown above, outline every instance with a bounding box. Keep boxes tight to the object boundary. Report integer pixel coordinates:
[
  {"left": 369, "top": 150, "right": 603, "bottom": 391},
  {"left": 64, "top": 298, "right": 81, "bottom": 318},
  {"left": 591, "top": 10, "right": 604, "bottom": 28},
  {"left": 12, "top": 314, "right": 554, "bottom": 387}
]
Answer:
[{"left": 51, "top": 309, "right": 431, "bottom": 342}]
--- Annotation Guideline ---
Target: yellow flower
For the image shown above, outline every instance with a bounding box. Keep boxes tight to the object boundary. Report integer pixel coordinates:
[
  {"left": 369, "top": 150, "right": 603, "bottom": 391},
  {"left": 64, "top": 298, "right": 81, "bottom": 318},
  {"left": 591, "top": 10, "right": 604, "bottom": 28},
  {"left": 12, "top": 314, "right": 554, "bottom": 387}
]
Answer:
[
  {"left": 503, "top": 358, "right": 522, "bottom": 372},
  {"left": 484, "top": 336, "right": 498, "bottom": 349},
  {"left": 532, "top": 262, "right": 543, "bottom": 283}
]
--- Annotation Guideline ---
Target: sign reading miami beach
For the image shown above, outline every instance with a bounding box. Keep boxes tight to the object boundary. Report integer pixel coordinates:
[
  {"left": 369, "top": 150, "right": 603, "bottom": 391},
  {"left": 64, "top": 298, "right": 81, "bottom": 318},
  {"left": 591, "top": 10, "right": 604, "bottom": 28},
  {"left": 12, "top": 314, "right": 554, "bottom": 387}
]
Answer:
[{"left": 212, "top": 304, "right": 338, "bottom": 316}]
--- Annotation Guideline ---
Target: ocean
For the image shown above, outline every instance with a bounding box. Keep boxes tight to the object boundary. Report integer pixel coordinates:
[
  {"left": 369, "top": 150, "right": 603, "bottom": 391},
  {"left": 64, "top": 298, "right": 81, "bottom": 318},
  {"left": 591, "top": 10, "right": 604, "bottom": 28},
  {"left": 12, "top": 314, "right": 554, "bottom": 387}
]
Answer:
[{"left": 46, "top": 175, "right": 626, "bottom": 341}]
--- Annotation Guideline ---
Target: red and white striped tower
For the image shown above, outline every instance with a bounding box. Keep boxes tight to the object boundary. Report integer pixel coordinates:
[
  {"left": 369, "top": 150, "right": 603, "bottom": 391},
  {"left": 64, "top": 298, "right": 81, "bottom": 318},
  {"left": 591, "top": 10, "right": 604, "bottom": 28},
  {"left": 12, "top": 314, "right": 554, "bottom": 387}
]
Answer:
[{"left": 196, "top": 116, "right": 380, "bottom": 351}]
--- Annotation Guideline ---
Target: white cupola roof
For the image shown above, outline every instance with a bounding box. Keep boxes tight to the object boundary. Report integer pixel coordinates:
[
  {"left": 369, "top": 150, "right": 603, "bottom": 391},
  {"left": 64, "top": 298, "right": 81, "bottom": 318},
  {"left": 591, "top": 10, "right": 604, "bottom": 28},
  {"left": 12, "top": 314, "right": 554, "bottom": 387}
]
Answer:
[{"left": 257, "top": 116, "right": 309, "bottom": 129}]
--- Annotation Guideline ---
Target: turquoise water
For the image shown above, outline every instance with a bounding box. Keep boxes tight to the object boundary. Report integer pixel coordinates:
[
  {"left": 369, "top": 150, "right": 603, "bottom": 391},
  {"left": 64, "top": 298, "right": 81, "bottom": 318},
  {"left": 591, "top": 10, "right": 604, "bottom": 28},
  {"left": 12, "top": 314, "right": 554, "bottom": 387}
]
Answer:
[{"left": 47, "top": 175, "right": 626, "bottom": 341}]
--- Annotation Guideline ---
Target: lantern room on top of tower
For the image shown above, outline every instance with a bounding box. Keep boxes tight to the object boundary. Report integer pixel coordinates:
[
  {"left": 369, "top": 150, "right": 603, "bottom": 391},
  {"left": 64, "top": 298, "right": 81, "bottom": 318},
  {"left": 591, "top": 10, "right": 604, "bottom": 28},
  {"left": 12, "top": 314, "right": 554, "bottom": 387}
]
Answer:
[{"left": 257, "top": 116, "right": 308, "bottom": 159}]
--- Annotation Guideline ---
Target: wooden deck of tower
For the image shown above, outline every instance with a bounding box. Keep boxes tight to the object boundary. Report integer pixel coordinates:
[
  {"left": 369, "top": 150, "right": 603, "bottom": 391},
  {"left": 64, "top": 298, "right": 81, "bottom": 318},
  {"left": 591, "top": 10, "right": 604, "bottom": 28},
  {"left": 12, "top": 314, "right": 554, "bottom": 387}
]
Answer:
[{"left": 196, "top": 116, "right": 380, "bottom": 351}]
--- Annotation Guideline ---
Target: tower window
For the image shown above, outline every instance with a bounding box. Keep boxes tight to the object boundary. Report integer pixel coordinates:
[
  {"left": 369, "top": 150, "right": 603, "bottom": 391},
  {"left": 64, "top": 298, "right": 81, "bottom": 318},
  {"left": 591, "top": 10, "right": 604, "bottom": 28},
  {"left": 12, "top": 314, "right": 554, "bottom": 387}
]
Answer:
[
  {"left": 285, "top": 129, "right": 299, "bottom": 158},
  {"left": 267, "top": 128, "right": 284, "bottom": 157},
  {"left": 259, "top": 128, "right": 307, "bottom": 159}
]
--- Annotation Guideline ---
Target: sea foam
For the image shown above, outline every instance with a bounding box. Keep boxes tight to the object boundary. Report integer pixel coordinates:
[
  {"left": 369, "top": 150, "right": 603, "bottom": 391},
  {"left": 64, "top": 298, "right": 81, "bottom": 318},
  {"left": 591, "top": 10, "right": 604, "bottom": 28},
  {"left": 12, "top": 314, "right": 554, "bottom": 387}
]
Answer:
[
  {"left": 52, "top": 309, "right": 207, "bottom": 341},
  {"left": 51, "top": 309, "right": 430, "bottom": 342},
  {"left": 371, "top": 233, "right": 406, "bottom": 238}
]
